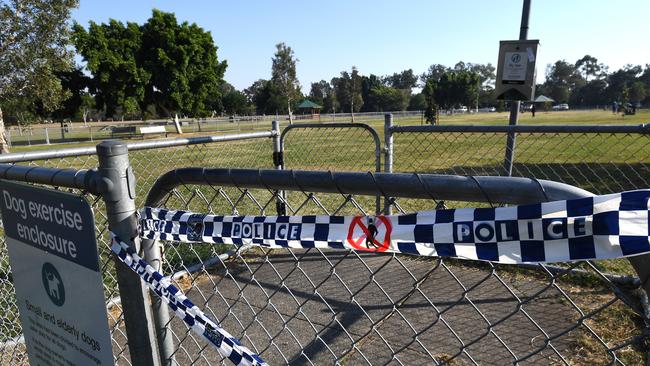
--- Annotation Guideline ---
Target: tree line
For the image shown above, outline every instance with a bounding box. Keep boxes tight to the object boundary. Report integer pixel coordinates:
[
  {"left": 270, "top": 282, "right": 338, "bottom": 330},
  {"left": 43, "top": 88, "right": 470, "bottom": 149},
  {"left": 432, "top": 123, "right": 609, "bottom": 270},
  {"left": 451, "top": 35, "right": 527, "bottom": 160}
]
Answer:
[{"left": 2, "top": 3, "right": 650, "bottom": 128}]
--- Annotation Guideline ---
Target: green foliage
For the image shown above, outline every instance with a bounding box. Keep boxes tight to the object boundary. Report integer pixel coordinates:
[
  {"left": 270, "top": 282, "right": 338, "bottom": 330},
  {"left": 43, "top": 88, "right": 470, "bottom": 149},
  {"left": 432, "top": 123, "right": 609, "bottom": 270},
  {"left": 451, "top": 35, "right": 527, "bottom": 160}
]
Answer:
[
  {"left": 244, "top": 79, "right": 270, "bottom": 115},
  {"left": 222, "top": 89, "right": 250, "bottom": 115},
  {"left": 72, "top": 19, "right": 149, "bottom": 118},
  {"left": 270, "top": 43, "right": 301, "bottom": 114},
  {"left": 433, "top": 70, "right": 480, "bottom": 109},
  {"left": 0, "top": 0, "right": 79, "bottom": 122},
  {"left": 51, "top": 66, "right": 91, "bottom": 120},
  {"left": 543, "top": 60, "right": 585, "bottom": 104},
  {"left": 385, "top": 69, "right": 418, "bottom": 90},
  {"left": 408, "top": 93, "right": 426, "bottom": 111},
  {"left": 366, "top": 86, "right": 409, "bottom": 112},
  {"left": 308, "top": 80, "right": 332, "bottom": 110},
  {"left": 332, "top": 67, "right": 363, "bottom": 113},
  {"left": 360, "top": 74, "right": 383, "bottom": 112},
  {"left": 141, "top": 9, "right": 227, "bottom": 117},
  {"left": 629, "top": 81, "right": 646, "bottom": 103},
  {"left": 422, "top": 78, "right": 437, "bottom": 123},
  {"left": 73, "top": 9, "right": 226, "bottom": 119}
]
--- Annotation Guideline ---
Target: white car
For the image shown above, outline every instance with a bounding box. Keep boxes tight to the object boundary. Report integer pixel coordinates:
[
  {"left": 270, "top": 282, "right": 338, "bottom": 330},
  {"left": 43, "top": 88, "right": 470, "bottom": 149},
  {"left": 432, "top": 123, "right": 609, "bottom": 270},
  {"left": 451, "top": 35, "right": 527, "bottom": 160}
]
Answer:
[
  {"left": 453, "top": 106, "right": 468, "bottom": 113},
  {"left": 552, "top": 103, "right": 569, "bottom": 111}
]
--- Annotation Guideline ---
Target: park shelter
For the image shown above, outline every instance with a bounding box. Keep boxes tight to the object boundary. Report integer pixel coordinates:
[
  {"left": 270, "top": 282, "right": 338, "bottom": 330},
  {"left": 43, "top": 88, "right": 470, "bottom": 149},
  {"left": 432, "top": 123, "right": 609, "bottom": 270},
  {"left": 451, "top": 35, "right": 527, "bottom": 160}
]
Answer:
[
  {"left": 297, "top": 100, "right": 322, "bottom": 120},
  {"left": 533, "top": 95, "right": 554, "bottom": 103},
  {"left": 533, "top": 95, "right": 554, "bottom": 111}
]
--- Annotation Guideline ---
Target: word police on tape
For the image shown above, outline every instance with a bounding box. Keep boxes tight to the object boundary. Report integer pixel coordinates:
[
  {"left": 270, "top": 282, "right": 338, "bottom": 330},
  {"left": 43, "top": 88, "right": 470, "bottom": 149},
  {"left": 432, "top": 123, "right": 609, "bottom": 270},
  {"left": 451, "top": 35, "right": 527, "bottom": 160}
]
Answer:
[{"left": 139, "top": 190, "right": 650, "bottom": 264}]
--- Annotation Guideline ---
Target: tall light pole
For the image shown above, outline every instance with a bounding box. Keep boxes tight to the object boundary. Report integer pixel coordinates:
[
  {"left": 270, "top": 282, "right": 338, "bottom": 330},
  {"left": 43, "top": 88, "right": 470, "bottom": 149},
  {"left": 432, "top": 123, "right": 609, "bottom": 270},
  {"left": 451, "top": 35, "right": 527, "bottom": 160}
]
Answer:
[{"left": 503, "top": 0, "right": 531, "bottom": 176}]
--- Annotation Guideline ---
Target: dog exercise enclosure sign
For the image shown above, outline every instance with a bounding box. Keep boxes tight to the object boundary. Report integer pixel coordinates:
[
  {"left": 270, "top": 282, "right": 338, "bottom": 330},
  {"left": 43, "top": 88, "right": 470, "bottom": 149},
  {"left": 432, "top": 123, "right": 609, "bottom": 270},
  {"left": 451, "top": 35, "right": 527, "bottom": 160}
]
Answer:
[{"left": 0, "top": 180, "right": 113, "bottom": 366}]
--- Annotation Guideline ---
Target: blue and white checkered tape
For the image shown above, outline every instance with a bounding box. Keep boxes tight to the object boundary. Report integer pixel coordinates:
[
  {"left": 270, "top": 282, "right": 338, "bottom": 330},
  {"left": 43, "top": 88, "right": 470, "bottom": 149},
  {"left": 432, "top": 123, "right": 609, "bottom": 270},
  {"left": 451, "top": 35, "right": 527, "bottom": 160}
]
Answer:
[
  {"left": 139, "top": 190, "right": 650, "bottom": 264},
  {"left": 110, "top": 233, "right": 268, "bottom": 366}
]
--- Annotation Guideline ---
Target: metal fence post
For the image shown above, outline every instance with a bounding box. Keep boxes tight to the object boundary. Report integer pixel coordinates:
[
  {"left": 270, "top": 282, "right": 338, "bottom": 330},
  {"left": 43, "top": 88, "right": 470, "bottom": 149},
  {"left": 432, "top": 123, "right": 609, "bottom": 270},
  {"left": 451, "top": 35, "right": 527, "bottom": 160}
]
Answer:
[
  {"left": 45, "top": 128, "right": 50, "bottom": 145},
  {"left": 96, "top": 140, "right": 161, "bottom": 366},
  {"left": 141, "top": 226, "right": 175, "bottom": 362},
  {"left": 272, "top": 120, "right": 286, "bottom": 215},
  {"left": 503, "top": 0, "right": 531, "bottom": 176},
  {"left": 383, "top": 113, "right": 393, "bottom": 214}
]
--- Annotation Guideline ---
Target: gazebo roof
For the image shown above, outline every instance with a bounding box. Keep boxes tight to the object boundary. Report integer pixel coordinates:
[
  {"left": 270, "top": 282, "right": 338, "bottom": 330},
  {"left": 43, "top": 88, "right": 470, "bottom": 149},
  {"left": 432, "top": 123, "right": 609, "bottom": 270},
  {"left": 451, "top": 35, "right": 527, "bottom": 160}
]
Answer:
[
  {"left": 297, "top": 100, "right": 322, "bottom": 109},
  {"left": 533, "top": 95, "right": 555, "bottom": 102}
]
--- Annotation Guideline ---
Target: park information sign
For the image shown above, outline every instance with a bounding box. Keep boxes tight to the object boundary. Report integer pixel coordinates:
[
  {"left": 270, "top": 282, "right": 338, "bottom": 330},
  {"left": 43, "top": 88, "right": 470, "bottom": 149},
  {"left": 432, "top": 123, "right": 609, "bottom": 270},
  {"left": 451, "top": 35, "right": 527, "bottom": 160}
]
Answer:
[
  {"left": 0, "top": 180, "right": 113, "bottom": 366},
  {"left": 495, "top": 40, "right": 539, "bottom": 101}
]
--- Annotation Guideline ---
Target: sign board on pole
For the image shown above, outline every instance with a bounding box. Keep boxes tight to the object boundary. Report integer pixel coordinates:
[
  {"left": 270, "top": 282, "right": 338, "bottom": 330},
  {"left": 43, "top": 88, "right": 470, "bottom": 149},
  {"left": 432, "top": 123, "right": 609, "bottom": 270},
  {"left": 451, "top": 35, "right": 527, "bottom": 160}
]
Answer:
[
  {"left": 0, "top": 180, "right": 113, "bottom": 366},
  {"left": 495, "top": 40, "right": 540, "bottom": 101}
]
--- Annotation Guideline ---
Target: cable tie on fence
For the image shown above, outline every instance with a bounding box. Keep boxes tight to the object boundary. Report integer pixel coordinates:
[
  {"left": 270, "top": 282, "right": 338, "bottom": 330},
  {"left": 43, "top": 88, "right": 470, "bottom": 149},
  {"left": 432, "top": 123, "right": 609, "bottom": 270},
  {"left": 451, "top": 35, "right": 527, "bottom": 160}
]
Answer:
[
  {"left": 109, "top": 233, "right": 268, "bottom": 366},
  {"left": 530, "top": 177, "right": 550, "bottom": 202},
  {"left": 367, "top": 171, "right": 392, "bottom": 210},
  {"left": 290, "top": 169, "right": 308, "bottom": 195},
  {"left": 468, "top": 176, "right": 495, "bottom": 208},
  {"left": 414, "top": 172, "right": 441, "bottom": 206}
]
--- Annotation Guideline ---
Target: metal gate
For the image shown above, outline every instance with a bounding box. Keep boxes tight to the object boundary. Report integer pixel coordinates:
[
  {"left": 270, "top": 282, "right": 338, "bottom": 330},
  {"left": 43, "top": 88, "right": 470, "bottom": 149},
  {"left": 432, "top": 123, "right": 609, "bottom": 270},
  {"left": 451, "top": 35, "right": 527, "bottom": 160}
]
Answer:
[{"left": 141, "top": 167, "right": 650, "bottom": 365}]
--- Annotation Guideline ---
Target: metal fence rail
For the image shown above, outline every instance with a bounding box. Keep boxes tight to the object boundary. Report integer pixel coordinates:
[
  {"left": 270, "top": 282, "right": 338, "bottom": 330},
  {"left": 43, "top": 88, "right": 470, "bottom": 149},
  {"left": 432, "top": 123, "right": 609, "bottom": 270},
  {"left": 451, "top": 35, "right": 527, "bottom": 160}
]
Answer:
[{"left": 143, "top": 167, "right": 650, "bottom": 365}]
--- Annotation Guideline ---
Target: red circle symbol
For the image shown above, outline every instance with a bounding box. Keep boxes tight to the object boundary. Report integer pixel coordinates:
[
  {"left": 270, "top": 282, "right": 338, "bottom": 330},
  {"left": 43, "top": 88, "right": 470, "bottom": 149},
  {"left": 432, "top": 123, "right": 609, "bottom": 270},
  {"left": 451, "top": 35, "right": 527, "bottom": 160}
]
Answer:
[{"left": 346, "top": 216, "right": 392, "bottom": 252}]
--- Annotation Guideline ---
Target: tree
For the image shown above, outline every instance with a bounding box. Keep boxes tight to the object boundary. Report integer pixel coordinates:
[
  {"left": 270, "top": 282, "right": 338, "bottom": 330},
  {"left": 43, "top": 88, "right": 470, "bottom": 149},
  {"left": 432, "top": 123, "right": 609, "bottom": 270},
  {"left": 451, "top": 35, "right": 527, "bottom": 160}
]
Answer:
[
  {"left": 420, "top": 64, "right": 449, "bottom": 86},
  {"left": 141, "top": 10, "right": 227, "bottom": 117},
  {"left": 332, "top": 67, "right": 363, "bottom": 113},
  {"left": 543, "top": 60, "right": 585, "bottom": 104},
  {"left": 245, "top": 79, "right": 270, "bottom": 114},
  {"left": 73, "top": 10, "right": 227, "bottom": 119},
  {"left": 422, "top": 78, "right": 438, "bottom": 123},
  {"left": 385, "top": 69, "right": 418, "bottom": 90},
  {"left": 607, "top": 65, "right": 642, "bottom": 102},
  {"left": 271, "top": 43, "right": 301, "bottom": 122},
  {"left": 0, "top": 0, "right": 79, "bottom": 152},
  {"left": 222, "top": 89, "right": 250, "bottom": 115},
  {"left": 408, "top": 93, "right": 426, "bottom": 111},
  {"left": 572, "top": 79, "right": 608, "bottom": 107},
  {"left": 629, "top": 81, "right": 646, "bottom": 103},
  {"left": 73, "top": 19, "right": 148, "bottom": 119},
  {"left": 575, "top": 55, "right": 606, "bottom": 80},
  {"left": 434, "top": 70, "right": 480, "bottom": 110},
  {"left": 366, "top": 86, "right": 409, "bottom": 112},
  {"left": 308, "top": 80, "right": 331, "bottom": 107},
  {"left": 51, "top": 66, "right": 91, "bottom": 122},
  {"left": 360, "top": 74, "right": 383, "bottom": 112}
]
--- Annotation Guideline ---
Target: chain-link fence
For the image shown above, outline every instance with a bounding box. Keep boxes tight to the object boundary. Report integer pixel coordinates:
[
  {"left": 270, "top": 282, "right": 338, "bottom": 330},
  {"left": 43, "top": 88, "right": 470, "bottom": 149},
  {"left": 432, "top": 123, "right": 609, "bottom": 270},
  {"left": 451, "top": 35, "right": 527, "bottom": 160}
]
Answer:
[
  {"left": 144, "top": 168, "right": 649, "bottom": 365},
  {"left": 0, "top": 120, "right": 649, "bottom": 365},
  {"left": 0, "top": 132, "right": 275, "bottom": 365},
  {"left": 389, "top": 125, "right": 650, "bottom": 196}
]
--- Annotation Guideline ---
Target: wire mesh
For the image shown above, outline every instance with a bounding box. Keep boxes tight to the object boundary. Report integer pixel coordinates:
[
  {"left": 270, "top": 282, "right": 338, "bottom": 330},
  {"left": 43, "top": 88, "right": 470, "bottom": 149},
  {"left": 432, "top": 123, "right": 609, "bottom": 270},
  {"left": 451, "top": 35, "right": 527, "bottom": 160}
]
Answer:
[
  {"left": 149, "top": 179, "right": 650, "bottom": 365},
  {"left": 281, "top": 124, "right": 380, "bottom": 172},
  {"left": 391, "top": 131, "right": 650, "bottom": 195},
  {"left": 0, "top": 137, "right": 274, "bottom": 365}
]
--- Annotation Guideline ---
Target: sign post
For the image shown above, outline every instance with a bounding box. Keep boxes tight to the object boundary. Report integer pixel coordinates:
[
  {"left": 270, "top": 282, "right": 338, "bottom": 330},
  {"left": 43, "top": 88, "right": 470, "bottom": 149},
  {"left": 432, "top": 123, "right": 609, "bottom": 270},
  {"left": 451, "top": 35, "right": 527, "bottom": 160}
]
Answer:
[{"left": 0, "top": 180, "right": 113, "bottom": 366}]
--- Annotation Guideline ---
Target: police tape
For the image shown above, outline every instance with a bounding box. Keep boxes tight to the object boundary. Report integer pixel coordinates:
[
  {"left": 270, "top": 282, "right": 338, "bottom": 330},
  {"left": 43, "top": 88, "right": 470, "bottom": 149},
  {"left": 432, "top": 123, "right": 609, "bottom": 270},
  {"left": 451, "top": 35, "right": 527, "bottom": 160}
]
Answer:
[
  {"left": 139, "top": 190, "right": 650, "bottom": 264},
  {"left": 110, "top": 233, "right": 268, "bottom": 366}
]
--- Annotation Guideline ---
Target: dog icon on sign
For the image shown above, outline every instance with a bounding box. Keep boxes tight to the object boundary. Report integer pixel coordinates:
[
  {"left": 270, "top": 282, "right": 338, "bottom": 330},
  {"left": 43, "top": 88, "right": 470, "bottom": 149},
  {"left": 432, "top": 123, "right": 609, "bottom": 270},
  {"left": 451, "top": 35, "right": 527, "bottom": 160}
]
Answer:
[{"left": 41, "top": 263, "right": 65, "bottom": 306}]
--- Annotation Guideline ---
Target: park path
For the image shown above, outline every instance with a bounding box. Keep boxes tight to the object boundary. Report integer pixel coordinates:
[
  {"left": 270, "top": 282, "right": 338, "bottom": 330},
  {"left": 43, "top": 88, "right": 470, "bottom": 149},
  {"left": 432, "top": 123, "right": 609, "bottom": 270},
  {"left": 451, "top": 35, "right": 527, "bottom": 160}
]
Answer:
[{"left": 165, "top": 249, "right": 578, "bottom": 365}]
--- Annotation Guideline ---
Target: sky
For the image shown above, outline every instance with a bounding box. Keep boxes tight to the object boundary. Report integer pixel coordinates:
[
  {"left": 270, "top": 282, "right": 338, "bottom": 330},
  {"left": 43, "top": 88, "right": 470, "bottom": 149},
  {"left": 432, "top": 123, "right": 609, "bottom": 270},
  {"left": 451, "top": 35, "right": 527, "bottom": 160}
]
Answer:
[{"left": 71, "top": 0, "right": 650, "bottom": 93}]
